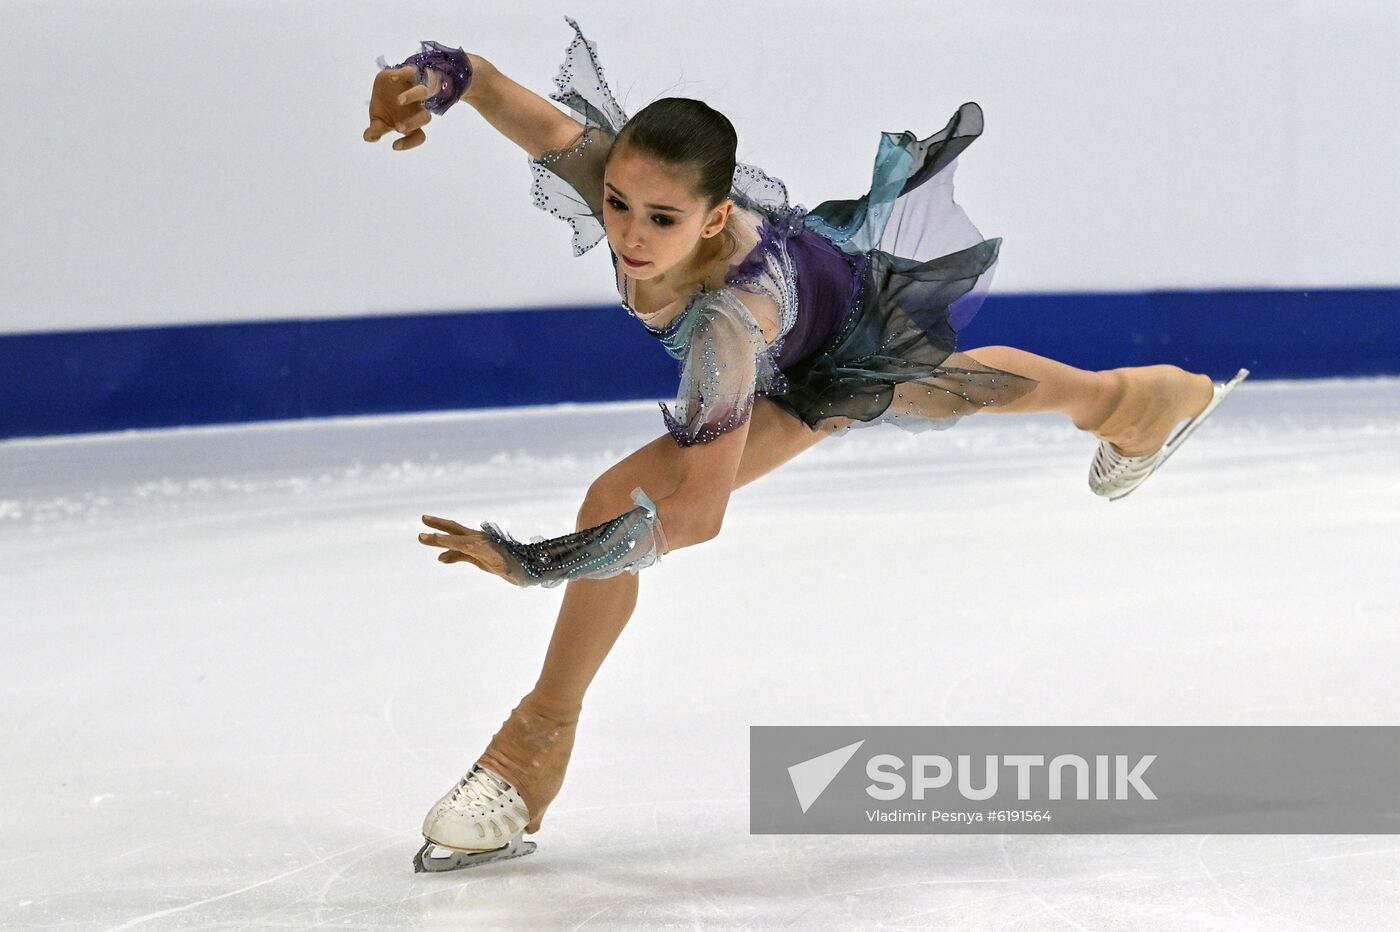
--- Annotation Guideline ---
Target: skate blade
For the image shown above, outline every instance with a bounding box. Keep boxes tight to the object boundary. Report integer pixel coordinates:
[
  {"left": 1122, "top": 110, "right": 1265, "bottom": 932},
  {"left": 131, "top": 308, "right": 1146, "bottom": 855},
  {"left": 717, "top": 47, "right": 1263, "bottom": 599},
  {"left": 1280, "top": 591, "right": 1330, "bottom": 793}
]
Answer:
[
  {"left": 413, "top": 833, "right": 537, "bottom": 873},
  {"left": 1105, "top": 367, "right": 1249, "bottom": 502},
  {"left": 1157, "top": 367, "right": 1249, "bottom": 467}
]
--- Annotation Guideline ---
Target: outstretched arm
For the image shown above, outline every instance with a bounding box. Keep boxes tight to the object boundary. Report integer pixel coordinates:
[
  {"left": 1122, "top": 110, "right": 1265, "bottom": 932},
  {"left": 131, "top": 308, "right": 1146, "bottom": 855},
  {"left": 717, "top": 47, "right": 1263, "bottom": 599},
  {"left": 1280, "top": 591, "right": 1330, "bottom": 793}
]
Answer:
[{"left": 460, "top": 55, "right": 586, "bottom": 159}]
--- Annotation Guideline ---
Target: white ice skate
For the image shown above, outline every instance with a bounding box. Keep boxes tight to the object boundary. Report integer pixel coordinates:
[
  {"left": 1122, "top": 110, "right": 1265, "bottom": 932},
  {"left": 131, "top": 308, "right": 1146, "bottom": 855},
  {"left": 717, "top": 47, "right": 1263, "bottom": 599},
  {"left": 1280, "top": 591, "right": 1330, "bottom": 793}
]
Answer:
[
  {"left": 1089, "top": 367, "right": 1249, "bottom": 502},
  {"left": 413, "top": 764, "right": 535, "bottom": 873}
]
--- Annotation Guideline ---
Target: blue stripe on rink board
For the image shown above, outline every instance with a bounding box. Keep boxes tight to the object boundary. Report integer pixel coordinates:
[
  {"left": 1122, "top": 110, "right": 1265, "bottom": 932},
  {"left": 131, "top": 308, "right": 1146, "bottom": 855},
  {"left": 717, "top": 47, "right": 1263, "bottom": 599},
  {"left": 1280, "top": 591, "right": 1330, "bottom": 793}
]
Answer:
[{"left": 1, "top": 287, "right": 1397, "bottom": 441}]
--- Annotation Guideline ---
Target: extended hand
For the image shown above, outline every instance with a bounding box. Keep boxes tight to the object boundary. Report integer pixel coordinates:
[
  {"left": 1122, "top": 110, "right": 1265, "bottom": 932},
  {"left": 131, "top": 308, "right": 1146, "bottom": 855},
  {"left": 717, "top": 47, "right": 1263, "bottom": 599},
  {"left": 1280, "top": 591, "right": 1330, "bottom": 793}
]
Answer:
[
  {"left": 418, "top": 514, "right": 522, "bottom": 585},
  {"left": 364, "top": 65, "right": 437, "bottom": 151}
]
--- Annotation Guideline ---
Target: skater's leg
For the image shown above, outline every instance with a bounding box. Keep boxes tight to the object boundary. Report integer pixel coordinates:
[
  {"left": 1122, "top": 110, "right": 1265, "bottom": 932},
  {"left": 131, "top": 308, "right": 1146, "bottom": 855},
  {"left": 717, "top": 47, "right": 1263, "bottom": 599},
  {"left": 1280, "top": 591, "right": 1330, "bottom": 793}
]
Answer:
[
  {"left": 529, "top": 398, "right": 824, "bottom": 707},
  {"left": 961, "top": 345, "right": 1215, "bottom": 457},
  {"left": 958, "top": 345, "right": 1116, "bottom": 426},
  {"left": 477, "top": 400, "right": 827, "bottom": 832}
]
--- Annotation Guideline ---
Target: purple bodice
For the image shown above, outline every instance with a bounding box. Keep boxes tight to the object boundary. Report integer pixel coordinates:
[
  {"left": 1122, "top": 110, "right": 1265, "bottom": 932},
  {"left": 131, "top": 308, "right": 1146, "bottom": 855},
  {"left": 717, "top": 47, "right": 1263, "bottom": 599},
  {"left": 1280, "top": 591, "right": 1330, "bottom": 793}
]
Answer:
[{"left": 770, "top": 225, "right": 863, "bottom": 372}]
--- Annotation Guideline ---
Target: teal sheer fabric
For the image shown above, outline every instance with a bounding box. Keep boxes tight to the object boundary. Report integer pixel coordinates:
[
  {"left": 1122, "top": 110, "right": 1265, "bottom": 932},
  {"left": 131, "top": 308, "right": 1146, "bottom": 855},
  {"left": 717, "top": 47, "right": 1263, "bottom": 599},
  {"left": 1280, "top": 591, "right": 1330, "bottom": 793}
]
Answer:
[{"left": 803, "top": 102, "right": 1002, "bottom": 332}]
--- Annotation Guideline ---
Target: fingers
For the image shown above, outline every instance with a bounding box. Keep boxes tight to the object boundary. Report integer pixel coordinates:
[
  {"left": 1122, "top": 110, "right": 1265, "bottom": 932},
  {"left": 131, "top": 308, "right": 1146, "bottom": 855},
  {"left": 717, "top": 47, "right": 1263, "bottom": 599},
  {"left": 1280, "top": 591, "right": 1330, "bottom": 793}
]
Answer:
[
  {"left": 418, "top": 530, "right": 494, "bottom": 558},
  {"left": 421, "top": 514, "right": 469, "bottom": 534},
  {"left": 398, "top": 108, "right": 431, "bottom": 135},
  {"left": 363, "top": 117, "right": 391, "bottom": 142},
  {"left": 397, "top": 83, "right": 431, "bottom": 107},
  {"left": 418, "top": 530, "right": 488, "bottom": 551},
  {"left": 439, "top": 550, "right": 487, "bottom": 570},
  {"left": 364, "top": 66, "right": 431, "bottom": 146},
  {"left": 392, "top": 128, "right": 426, "bottom": 151},
  {"left": 418, "top": 527, "right": 513, "bottom": 582},
  {"left": 363, "top": 114, "right": 427, "bottom": 146}
]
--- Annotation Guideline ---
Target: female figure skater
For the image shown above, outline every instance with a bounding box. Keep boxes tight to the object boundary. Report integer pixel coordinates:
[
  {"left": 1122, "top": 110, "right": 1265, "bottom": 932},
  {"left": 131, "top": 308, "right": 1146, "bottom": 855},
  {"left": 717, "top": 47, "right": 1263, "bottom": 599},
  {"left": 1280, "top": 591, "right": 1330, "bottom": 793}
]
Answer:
[{"left": 363, "top": 18, "right": 1247, "bottom": 872}]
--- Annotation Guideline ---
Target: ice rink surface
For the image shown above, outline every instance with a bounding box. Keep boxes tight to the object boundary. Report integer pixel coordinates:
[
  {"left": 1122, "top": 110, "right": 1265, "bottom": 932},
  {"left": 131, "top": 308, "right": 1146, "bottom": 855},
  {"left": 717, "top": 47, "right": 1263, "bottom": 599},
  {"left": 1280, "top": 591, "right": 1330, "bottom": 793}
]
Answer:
[{"left": 3, "top": 376, "right": 1399, "bottom": 931}]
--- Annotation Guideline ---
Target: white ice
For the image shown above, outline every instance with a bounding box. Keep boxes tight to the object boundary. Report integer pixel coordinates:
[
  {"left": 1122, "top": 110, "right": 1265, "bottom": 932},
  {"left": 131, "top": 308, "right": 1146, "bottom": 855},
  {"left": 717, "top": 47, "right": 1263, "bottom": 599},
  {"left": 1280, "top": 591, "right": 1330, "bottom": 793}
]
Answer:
[{"left": 2, "top": 377, "right": 1399, "bottom": 931}]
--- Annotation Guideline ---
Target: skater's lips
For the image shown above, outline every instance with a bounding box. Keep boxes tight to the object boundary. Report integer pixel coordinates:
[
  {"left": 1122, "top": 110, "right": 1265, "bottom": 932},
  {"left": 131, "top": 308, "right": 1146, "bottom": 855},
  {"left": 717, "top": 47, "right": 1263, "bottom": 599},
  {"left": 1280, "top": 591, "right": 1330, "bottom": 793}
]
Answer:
[{"left": 621, "top": 254, "right": 650, "bottom": 267}]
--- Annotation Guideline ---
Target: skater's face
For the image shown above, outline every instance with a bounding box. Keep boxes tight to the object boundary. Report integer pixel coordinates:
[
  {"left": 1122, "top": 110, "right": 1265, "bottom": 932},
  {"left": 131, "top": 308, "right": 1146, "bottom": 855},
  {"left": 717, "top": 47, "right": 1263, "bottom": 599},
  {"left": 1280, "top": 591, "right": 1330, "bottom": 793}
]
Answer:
[{"left": 603, "top": 144, "right": 733, "bottom": 284}]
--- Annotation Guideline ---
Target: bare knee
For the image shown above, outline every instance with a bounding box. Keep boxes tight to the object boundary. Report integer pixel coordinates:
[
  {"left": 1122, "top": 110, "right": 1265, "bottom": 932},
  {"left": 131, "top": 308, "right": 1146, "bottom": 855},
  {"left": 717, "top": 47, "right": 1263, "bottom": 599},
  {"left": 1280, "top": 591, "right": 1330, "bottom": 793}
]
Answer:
[
  {"left": 576, "top": 474, "right": 637, "bottom": 531},
  {"left": 577, "top": 480, "right": 722, "bottom": 548}
]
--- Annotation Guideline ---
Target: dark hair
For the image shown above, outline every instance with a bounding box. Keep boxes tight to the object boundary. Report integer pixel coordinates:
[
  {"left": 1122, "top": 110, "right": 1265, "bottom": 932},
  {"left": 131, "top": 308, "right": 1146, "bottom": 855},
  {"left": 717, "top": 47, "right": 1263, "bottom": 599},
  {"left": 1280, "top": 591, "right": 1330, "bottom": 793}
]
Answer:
[{"left": 608, "top": 97, "right": 737, "bottom": 209}]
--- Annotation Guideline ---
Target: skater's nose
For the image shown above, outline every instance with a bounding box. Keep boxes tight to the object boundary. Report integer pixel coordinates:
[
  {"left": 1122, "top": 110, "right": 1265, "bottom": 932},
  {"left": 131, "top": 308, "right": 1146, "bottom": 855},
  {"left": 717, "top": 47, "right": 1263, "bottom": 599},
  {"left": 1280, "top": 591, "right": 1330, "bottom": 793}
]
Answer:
[{"left": 623, "top": 217, "right": 645, "bottom": 250}]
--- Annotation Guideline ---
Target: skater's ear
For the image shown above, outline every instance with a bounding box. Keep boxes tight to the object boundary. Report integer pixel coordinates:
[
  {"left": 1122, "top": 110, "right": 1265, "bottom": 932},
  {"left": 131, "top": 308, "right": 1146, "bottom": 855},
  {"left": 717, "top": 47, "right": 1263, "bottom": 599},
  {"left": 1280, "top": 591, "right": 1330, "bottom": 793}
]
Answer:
[{"left": 701, "top": 198, "right": 734, "bottom": 238}]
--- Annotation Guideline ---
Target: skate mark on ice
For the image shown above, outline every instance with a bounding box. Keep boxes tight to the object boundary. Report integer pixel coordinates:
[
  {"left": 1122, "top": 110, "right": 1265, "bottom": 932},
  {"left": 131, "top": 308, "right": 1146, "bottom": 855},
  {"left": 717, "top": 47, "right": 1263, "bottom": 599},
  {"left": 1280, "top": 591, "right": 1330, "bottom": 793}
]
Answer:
[
  {"left": 1194, "top": 835, "right": 1244, "bottom": 925},
  {"left": 1209, "top": 840, "right": 1400, "bottom": 931},
  {"left": 885, "top": 877, "right": 1057, "bottom": 928},
  {"left": 240, "top": 837, "right": 404, "bottom": 929},
  {"left": 938, "top": 652, "right": 1028, "bottom": 725},
  {"left": 567, "top": 898, "right": 649, "bottom": 932},
  {"left": 303, "top": 837, "right": 438, "bottom": 928},
  {"left": 103, "top": 839, "right": 383, "bottom": 930},
  {"left": 384, "top": 688, "right": 437, "bottom": 772},
  {"left": 298, "top": 875, "right": 494, "bottom": 930},
  {"left": 997, "top": 835, "right": 1093, "bottom": 931}
]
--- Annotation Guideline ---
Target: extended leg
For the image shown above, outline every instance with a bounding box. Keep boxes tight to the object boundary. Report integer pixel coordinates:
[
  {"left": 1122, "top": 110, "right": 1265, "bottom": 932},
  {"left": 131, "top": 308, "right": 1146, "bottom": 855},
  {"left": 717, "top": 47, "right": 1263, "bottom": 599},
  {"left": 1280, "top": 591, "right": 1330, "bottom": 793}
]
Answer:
[
  {"left": 961, "top": 345, "right": 1215, "bottom": 457},
  {"left": 958, "top": 345, "right": 1248, "bottom": 500}
]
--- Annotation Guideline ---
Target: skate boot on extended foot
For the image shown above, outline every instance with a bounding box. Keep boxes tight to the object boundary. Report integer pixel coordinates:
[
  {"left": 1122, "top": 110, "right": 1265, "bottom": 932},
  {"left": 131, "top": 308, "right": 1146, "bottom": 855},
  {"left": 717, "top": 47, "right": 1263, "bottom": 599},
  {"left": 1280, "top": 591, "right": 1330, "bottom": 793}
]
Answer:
[
  {"left": 414, "top": 764, "right": 534, "bottom": 872},
  {"left": 1087, "top": 366, "right": 1249, "bottom": 501}
]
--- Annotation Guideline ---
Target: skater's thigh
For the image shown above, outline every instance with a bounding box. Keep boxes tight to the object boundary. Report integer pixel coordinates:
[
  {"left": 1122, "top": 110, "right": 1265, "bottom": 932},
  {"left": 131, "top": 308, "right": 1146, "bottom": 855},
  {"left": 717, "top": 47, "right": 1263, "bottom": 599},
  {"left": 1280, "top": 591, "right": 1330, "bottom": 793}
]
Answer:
[
  {"left": 733, "top": 398, "right": 831, "bottom": 489},
  {"left": 577, "top": 399, "right": 827, "bottom": 528}
]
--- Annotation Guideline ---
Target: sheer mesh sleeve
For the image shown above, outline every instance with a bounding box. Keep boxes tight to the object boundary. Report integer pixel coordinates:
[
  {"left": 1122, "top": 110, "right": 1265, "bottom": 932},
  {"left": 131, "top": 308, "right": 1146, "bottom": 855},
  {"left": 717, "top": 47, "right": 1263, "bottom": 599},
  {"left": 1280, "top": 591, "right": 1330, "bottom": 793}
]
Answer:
[
  {"left": 658, "top": 289, "right": 779, "bottom": 446},
  {"left": 529, "top": 17, "right": 628, "bottom": 256}
]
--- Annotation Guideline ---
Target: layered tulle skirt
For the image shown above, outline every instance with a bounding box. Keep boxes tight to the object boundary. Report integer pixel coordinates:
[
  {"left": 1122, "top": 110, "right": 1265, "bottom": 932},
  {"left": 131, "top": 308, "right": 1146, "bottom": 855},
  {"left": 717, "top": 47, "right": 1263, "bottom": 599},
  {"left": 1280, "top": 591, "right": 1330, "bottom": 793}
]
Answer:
[{"left": 769, "top": 102, "right": 1040, "bottom": 433}]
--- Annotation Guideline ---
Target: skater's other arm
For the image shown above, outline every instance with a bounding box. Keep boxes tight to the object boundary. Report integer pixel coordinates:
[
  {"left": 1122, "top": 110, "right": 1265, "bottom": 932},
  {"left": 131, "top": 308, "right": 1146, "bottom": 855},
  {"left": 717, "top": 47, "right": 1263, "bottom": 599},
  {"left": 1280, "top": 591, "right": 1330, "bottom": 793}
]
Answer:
[
  {"left": 413, "top": 424, "right": 745, "bottom": 587},
  {"left": 414, "top": 289, "right": 771, "bottom": 585},
  {"left": 645, "top": 288, "right": 775, "bottom": 546},
  {"left": 651, "top": 420, "right": 749, "bottom": 548}
]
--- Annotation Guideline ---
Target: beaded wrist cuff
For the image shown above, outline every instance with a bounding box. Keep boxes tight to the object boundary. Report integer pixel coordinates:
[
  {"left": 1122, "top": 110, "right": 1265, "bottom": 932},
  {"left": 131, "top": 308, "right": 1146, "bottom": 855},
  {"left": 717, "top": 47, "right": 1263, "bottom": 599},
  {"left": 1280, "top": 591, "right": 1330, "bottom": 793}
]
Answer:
[
  {"left": 480, "top": 488, "right": 668, "bottom": 589},
  {"left": 382, "top": 41, "right": 473, "bottom": 116}
]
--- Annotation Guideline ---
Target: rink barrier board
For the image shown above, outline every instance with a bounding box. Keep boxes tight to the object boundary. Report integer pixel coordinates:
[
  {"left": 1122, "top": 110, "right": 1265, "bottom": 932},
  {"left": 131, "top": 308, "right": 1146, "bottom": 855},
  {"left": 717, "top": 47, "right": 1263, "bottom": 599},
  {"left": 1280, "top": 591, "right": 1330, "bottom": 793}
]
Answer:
[{"left": 1, "top": 286, "right": 1396, "bottom": 441}]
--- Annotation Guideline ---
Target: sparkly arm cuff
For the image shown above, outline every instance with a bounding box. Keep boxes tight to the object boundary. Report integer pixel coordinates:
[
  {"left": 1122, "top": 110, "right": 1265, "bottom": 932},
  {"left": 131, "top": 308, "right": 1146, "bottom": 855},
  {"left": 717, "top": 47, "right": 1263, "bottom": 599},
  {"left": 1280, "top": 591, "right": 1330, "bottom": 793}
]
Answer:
[
  {"left": 480, "top": 488, "right": 668, "bottom": 589},
  {"left": 377, "top": 41, "right": 473, "bottom": 116}
]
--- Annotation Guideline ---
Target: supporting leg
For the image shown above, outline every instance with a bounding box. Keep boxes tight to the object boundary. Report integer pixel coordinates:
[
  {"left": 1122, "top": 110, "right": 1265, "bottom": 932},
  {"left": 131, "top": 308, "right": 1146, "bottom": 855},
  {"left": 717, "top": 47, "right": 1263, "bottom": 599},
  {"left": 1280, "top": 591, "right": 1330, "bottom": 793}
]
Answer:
[{"left": 471, "top": 400, "right": 827, "bottom": 833}]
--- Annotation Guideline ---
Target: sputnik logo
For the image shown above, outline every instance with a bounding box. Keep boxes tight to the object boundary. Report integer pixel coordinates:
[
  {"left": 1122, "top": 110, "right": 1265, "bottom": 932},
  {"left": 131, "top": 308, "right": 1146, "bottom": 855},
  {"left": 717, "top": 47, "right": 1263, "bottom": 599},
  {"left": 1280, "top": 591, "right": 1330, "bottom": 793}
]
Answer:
[{"left": 787, "top": 740, "right": 865, "bottom": 813}]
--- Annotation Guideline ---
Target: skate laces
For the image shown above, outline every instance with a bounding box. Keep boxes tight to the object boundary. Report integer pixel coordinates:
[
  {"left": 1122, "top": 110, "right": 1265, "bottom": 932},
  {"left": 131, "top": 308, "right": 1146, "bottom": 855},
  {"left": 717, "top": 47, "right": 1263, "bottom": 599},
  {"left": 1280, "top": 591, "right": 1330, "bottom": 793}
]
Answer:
[
  {"left": 447, "top": 766, "right": 511, "bottom": 812},
  {"left": 1093, "top": 441, "right": 1149, "bottom": 474},
  {"left": 1090, "top": 440, "right": 1161, "bottom": 490}
]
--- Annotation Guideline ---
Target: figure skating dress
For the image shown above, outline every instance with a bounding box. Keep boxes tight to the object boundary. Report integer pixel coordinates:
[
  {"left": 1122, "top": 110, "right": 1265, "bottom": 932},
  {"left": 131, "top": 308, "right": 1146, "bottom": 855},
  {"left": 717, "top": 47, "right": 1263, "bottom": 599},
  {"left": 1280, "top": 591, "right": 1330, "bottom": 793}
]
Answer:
[{"left": 529, "top": 17, "right": 1040, "bottom": 446}]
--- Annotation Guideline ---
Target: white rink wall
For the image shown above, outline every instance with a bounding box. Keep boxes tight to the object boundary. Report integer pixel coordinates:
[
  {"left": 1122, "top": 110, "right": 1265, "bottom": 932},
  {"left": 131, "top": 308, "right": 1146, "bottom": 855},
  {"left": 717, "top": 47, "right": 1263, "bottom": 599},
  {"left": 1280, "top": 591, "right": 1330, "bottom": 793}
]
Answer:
[{"left": 3, "top": 0, "right": 1398, "bottom": 335}]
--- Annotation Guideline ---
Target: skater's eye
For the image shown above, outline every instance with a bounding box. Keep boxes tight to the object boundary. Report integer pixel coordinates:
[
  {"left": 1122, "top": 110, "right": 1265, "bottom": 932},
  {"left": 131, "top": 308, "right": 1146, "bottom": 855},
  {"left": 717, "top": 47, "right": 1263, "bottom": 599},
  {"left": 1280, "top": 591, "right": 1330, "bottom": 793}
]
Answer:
[{"left": 607, "top": 196, "right": 675, "bottom": 227}]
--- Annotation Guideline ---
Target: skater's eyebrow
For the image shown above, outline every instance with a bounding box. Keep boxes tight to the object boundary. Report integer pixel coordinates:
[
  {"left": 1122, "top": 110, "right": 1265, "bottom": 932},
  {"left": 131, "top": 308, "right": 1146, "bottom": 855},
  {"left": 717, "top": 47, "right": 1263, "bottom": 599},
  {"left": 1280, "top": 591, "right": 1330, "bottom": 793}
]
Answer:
[{"left": 605, "top": 182, "right": 683, "bottom": 213}]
